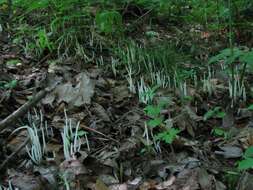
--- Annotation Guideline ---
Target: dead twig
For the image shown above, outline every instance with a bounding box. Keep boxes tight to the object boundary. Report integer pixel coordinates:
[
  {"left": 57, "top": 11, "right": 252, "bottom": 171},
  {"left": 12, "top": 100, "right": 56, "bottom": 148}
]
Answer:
[
  {"left": 0, "top": 137, "right": 29, "bottom": 171},
  {"left": 80, "top": 124, "right": 119, "bottom": 143},
  {"left": 0, "top": 89, "right": 47, "bottom": 132}
]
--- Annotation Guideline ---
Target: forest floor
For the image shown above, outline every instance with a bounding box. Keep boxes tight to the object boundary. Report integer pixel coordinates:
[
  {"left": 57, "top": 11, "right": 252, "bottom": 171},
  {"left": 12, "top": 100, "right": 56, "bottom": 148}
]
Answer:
[{"left": 1, "top": 5, "right": 253, "bottom": 190}]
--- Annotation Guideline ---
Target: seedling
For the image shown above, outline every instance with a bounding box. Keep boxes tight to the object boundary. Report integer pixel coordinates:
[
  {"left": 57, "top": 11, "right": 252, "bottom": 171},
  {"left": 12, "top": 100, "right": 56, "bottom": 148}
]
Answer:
[
  {"left": 208, "top": 47, "right": 253, "bottom": 104},
  {"left": 228, "top": 72, "right": 246, "bottom": 104},
  {"left": 126, "top": 61, "right": 136, "bottom": 94},
  {"left": 143, "top": 98, "right": 180, "bottom": 154},
  {"left": 211, "top": 127, "right": 228, "bottom": 139},
  {"left": 138, "top": 79, "right": 159, "bottom": 104},
  {"left": 155, "top": 128, "right": 180, "bottom": 144},
  {"left": 12, "top": 110, "right": 48, "bottom": 165},
  {"left": 247, "top": 104, "right": 253, "bottom": 111},
  {"left": 95, "top": 10, "right": 123, "bottom": 35},
  {"left": 237, "top": 146, "right": 253, "bottom": 170},
  {"left": 204, "top": 106, "right": 226, "bottom": 121},
  {"left": 62, "top": 110, "right": 87, "bottom": 160},
  {"left": 0, "top": 80, "right": 18, "bottom": 89},
  {"left": 150, "top": 71, "right": 171, "bottom": 88},
  {"left": 202, "top": 67, "right": 215, "bottom": 96}
]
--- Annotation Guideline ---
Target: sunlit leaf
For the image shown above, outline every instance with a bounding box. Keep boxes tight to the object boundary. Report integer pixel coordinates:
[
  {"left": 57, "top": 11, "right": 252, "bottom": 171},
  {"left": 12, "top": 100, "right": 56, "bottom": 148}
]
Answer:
[
  {"left": 238, "top": 158, "right": 253, "bottom": 170},
  {"left": 244, "top": 146, "right": 253, "bottom": 158}
]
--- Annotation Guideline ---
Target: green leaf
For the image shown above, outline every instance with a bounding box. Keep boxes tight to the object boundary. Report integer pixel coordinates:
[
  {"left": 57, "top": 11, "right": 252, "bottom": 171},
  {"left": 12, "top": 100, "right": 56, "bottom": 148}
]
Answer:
[
  {"left": 238, "top": 158, "right": 253, "bottom": 170},
  {"left": 144, "top": 105, "right": 161, "bottom": 118},
  {"left": 204, "top": 109, "right": 215, "bottom": 121},
  {"left": 6, "top": 59, "right": 21, "bottom": 65},
  {"left": 247, "top": 104, "right": 253, "bottom": 111},
  {"left": 204, "top": 107, "right": 225, "bottom": 120},
  {"left": 95, "top": 10, "right": 123, "bottom": 34},
  {"left": 216, "top": 111, "right": 226, "bottom": 118},
  {"left": 212, "top": 128, "right": 226, "bottom": 137},
  {"left": 77, "top": 130, "right": 87, "bottom": 137},
  {"left": 240, "top": 51, "right": 253, "bottom": 64},
  {"left": 208, "top": 53, "right": 226, "bottom": 64},
  {"left": 208, "top": 47, "right": 243, "bottom": 65},
  {"left": 244, "top": 146, "right": 253, "bottom": 158},
  {"left": 155, "top": 128, "right": 180, "bottom": 144},
  {"left": 3, "top": 80, "right": 18, "bottom": 89},
  {"left": 147, "top": 117, "right": 163, "bottom": 128}
]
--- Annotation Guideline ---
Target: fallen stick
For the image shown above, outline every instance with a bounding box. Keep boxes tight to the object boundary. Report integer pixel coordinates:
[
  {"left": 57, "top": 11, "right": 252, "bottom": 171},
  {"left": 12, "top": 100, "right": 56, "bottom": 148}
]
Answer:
[
  {"left": 0, "top": 137, "right": 29, "bottom": 171},
  {"left": 80, "top": 124, "right": 119, "bottom": 143},
  {"left": 0, "top": 89, "right": 47, "bottom": 132}
]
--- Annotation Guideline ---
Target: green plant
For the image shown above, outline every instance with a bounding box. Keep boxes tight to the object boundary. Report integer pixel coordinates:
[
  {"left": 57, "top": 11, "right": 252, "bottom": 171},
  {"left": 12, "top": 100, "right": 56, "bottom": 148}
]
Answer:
[
  {"left": 202, "top": 67, "right": 215, "bottom": 96},
  {"left": 0, "top": 80, "right": 17, "bottom": 89},
  {"left": 5, "top": 59, "right": 21, "bottom": 65},
  {"left": 95, "top": 10, "right": 123, "bottom": 35},
  {"left": 144, "top": 98, "right": 166, "bottom": 126},
  {"left": 62, "top": 110, "right": 87, "bottom": 160},
  {"left": 138, "top": 81, "right": 159, "bottom": 104},
  {"left": 209, "top": 47, "right": 253, "bottom": 103},
  {"left": 11, "top": 110, "right": 48, "bottom": 165},
  {"left": 155, "top": 128, "right": 180, "bottom": 144},
  {"left": 211, "top": 127, "right": 228, "bottom": 139},
  {"left": 247, "top": 104, "right": 253, "bottom": 111},
  {"left": 228, "top": 71, "right": 246, "bottom": 102},
  {"left": 224, "top": 171, "right": 240, "bottom": 190},
  {"left": 237, "top": 146, "right": 253, "bottom": 170},
  {"left": 36, "top": 27, "right": 53, "bottom": 54},
  {"left": 204, "top": 106, "right": 226, "bottom": 121},
  {"left": 143, "top": 98, "right": 180, "bottom": 154}
]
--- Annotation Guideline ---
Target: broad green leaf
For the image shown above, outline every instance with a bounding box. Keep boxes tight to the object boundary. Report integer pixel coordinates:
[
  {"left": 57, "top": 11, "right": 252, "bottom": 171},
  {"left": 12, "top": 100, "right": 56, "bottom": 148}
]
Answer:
[
  {"left": 244, "top": 146, "right": 253, "bottom": 158},
  {"left": 204, "top": 109, "right": 215, "bottom": 121},
  {"left": 144, "top": 105, "right": 161, "bottom": 118},
  {"left": 247, "top": 104, "right": 253, "bottom": 111},
  {"left": 204, "top": 107, "right": 224, "bottom": 120},
  {"left": 4, "top": 80, "right": 18, "bottom": 89},
  {"left": 212, "top": 128, "right": 226, "bottom": 137},
  {"left": 77, "top": 130, "right": 87, "bottom": 137},
  {"left": 208, "top": 53, "right": 225, "bottom": 64},
  {"left": 156, "top": 128, "right": 180, "bottom": 144},
  {"left": 238, "top": 158, "right": 253, "bottom": 170},
  {"left": 147, "top": 117, "right": 163, "bottom": 128},
  {"left": 216, "top": 111, "right": 226, "bottom": 118},
  {"left": 240, "top": 51, "right": 253, "bottom": 64},
  {"left": 95, "top": 10, "right": 122, "bottom": 34}
]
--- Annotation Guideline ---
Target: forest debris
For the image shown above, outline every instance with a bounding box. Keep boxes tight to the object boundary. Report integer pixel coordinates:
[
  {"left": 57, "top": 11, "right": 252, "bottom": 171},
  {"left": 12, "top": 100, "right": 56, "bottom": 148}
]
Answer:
[
  {"left": 222, "top": 108, "right": 235, "bottom": 128},
  {"left": 34, "top": 165, "right": 58, "bottom": 189},
  {"left": 155, "top": 176, "right": 176, "bottom": 189},
  {"left": 215, "top": 180, "right": 227, "bottom": 190},
  {"left": 0, "top": 137, "right": 29, "bottom": 171},
  {"left": 236, "top": 172, "right": 253, "bottom": 190},
  {"left": 44, "top": 72, "right": 94, "bottom": 107},
  {"left": 215, "top": 146, "right": 243, "bottom": 158},
  {"left": 92, "top": 103, "right": 111, "bottom": 122},
  {"left": 174, "top": 106, "right": 202, "bottom": 137},
  {"left": 95, "top": 179, "right": 111, "bottom": 190},
  {"left": 112, "top": 84, "right": 131, "bottom": 102},
  {"left": 0, "top": 89, "right": 47, "bottom": 132},
  {"left": 98, "top": 174, "right": 119, "bottom": 185},
  {"left": 198, "top": 168, "right": 213, "bottom": 189},
  {"left": 59, "top": 157, "right": 89, "bottom": 181},
  {"left": 109, "top": 183, "right": 128, "bottom": 190},
  {"left": 7, "top": 170, "right": 51, "bottom": 190}
]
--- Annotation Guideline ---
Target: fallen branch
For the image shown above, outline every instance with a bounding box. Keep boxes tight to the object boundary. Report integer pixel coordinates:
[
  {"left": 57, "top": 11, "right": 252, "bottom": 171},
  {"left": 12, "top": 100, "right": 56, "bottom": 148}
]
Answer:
[
  {"left": 0, "top": 89, "right": 47, "bottom": 132},
  {"left": 0, "top": 137, "right": 29, "bottom": 171},
  {"left": 80, "top": 124, "right": 119, "bottom": 143}
]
